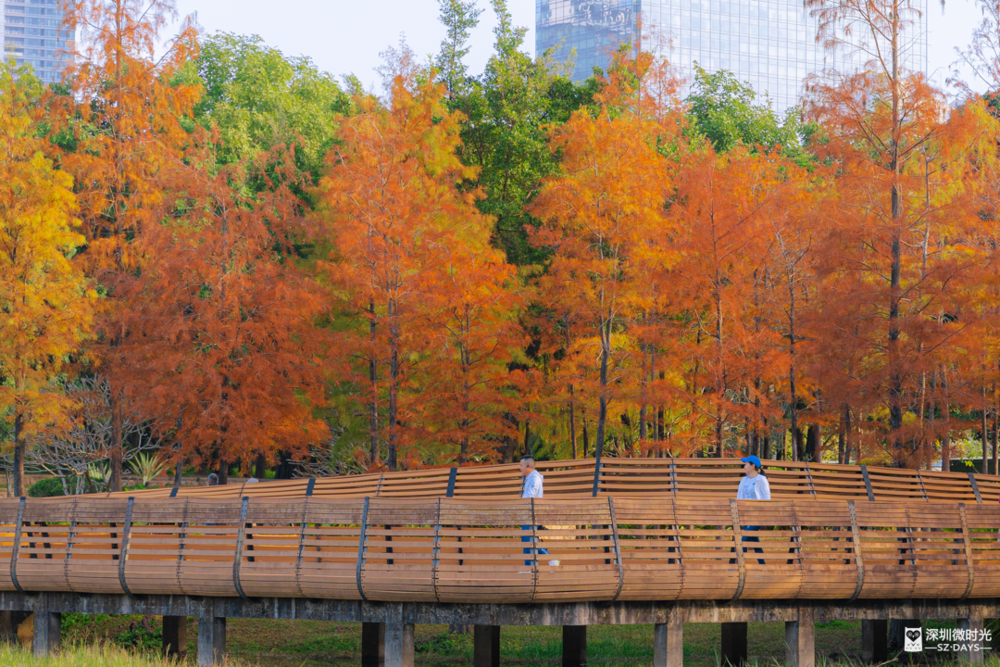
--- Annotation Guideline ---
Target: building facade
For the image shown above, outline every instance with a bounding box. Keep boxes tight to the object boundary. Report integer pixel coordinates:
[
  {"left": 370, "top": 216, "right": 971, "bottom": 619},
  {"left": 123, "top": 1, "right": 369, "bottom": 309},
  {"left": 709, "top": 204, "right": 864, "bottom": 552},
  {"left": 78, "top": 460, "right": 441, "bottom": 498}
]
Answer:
[
  {"left": 536, "top": 0, "right": 928, "bottom": 112},
  {"left": 3, "top": 0, "right": 71, "bottom": 84}
]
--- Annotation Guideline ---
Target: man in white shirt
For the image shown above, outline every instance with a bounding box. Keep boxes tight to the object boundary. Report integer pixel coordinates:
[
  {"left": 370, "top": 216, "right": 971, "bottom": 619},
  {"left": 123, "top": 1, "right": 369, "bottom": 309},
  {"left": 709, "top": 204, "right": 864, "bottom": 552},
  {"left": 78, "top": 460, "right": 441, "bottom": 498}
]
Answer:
[{"left": 519, "top": 456, "right": 558, "bottom": 567}]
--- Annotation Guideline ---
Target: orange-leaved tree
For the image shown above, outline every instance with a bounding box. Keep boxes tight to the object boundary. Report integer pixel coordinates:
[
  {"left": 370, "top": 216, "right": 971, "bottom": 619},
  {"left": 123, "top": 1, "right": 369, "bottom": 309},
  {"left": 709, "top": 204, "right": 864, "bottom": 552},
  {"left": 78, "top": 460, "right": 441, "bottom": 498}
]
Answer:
[
  {"left": 414, "top": 233, "right": 526, "bottom": 465},
  {"left": 53, "top": 0, "right": 199, "bottom": 490},
  {"left": 0, "top": 63, "right": 94, "bottom": 496},
  {"left": 127, "top": 135, "right": 329, "bottom": 482},
  {"left": 805, "top": 0, "right": 990, "bottom": 468},
  {"left": 529, "top": 50, "right": 682, "bottom": 463},
  {"left": 806, "top": 74, "right": 987, "bottom": 466},
  {"left": 668, "top": 146, "right": 788, "bottom": 458},
  {"left": 320, "top": 51, "right": 484, "bottom": 470}
]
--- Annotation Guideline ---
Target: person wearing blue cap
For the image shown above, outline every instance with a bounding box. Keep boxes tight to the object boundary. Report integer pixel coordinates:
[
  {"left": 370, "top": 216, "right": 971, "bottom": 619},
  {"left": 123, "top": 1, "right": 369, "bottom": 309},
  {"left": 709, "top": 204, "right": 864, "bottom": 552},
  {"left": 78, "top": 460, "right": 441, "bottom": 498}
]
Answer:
[
  {"left": 737, "top": 456, "right": 770, "bottom": 500},
  {"left": 737, "top": 455, "right": 770, "bottom": 564}
]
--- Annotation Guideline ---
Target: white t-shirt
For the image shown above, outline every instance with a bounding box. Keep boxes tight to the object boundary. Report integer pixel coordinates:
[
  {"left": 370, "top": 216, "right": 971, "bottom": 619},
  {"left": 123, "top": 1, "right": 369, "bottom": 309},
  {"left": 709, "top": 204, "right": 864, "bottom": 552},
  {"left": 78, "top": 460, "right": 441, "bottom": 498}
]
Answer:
[
  {"left": 737, "top": 474, "right": 771, "bottom": 500},
  {"left": 522, "top": 470, "right": 544, "bottom": 498}
]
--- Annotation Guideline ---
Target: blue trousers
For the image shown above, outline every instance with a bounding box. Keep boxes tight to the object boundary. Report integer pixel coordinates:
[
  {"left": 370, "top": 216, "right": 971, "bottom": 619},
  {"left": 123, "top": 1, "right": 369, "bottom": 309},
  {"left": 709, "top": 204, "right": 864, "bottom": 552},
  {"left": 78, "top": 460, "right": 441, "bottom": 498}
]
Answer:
[
  {"left": 742, "top": 525, "right": 764, "bottom": 564},
  {"left": 521, "top": 525, "right": 550, "bottom": 566}
]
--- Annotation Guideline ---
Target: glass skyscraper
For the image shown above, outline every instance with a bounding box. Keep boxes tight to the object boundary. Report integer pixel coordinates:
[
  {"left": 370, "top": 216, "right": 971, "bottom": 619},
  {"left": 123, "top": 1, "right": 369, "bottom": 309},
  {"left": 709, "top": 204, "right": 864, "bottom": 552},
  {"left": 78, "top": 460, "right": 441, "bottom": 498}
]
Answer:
[
  {"left": 3, "top": 0, "right": 72, "bottom": 84},
  {"left": 536, "top": 0, "right": 928, "bottom": 112}
]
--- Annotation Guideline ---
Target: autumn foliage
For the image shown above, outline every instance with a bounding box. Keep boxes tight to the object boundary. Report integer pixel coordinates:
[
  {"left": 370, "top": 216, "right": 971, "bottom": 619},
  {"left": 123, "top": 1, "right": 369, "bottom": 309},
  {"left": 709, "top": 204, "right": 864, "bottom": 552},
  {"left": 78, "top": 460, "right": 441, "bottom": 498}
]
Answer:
[{"left": 9, "top": 0, "right": 1000, "bottom": 489}]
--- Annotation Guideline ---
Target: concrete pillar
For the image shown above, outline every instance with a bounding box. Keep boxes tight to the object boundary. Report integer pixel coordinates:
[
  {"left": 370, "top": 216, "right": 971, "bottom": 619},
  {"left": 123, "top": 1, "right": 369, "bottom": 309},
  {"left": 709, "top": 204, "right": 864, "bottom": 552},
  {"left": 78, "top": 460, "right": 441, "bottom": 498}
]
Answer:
[
  {"left": 32, "top": 602, "right": 60, "bottom": 657},
  {"left": 162, "top": 616, "right": 187, "bottom": 659},
  {"left": 654, "top": 611, "right": 684, "bottom": 667},
  {"left": 563, "top": 625, "right": 586, "bottom": 667},
  {"left": 197, "top": 609, "right": 226, "bottom": 666},
  {"left": 958, "top": 608, "right": 985, "bottom": 665},
  {"left": 785, "top": 607, "right": 814, "bottom": 667},
  {"left": 862, "top": 620, "right": 888, "bottom": 664},
  {"left": 722, "top": 622, "right": 748, "bottom": 667},
  {"left": 474, "top": 625, "right": 500, "bottom": 667},
  {"left": 384, "top": 602, "right": 414, "bottom": 667},
  {"left": 362, "top": 622, "right": 386, "bottom": 665}
]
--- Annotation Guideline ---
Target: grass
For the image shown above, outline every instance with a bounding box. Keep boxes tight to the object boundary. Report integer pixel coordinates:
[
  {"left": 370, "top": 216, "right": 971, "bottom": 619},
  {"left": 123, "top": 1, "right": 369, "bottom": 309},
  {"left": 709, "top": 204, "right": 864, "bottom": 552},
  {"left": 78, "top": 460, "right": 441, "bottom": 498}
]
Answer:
[{"left": 0, "top": 614, "right": 990, "bottom": 665}]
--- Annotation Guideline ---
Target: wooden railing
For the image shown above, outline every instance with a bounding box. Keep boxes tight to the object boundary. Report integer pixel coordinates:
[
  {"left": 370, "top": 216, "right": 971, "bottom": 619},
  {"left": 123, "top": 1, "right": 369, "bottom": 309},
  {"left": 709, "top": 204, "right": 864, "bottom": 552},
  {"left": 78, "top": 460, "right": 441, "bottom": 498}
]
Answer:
[
  {"left": 3, "top": 496, "right": 1000, "bottom": 602},
  {"left": 100, "top": 457, "right": 997, "bottom": 504}
]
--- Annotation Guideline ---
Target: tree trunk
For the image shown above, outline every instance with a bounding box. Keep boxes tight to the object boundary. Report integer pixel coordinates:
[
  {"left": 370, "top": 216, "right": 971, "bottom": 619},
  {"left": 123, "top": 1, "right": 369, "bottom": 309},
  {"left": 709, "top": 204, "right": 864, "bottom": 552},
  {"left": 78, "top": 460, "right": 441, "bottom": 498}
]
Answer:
[
  {"left": 569, "top": 385, "right": 578, "bottom": 459},
  {"left": 254, "top": 452, "right": 267, "bottom": 480},
  {"left": 219, "top": 461, "right": 228, "bottom": 485},
  {"left": 992, "top": 389, "right": 998, "bottom": 476},
  {"left": 12, "top": 403, "right": 25, "bottom": 498},
  {"left": 639, "top": 403, "right": 648, "bottom": 445},
  {"left": 523, "top": 412, "right": 531, "bottom": 458},
  {"left": 806, "top": 424, "right": 819, "bottom": 462},
  {"left": 369, "top": 300, "right": 379, "bottom": 467},
  {"left": 388, "top": 335, "right": 399, "bottom": 471},
  {"left": 109, "top": 388, "right": 124, "bottom": 493},
  {"left": 838, "top": 407, "right": 847, "bottom": 465},
  {"left": 983, "top": 405, "right": 990, "bottom": 475},
  {"left": 174, "top": 452, "right": 183, "bottom": 487},
  {"left": 582, "top": 417, "right": 590, "bottom": 459},
  {"left": 594, "top": 334, "right": 610, "bottom": 463}
]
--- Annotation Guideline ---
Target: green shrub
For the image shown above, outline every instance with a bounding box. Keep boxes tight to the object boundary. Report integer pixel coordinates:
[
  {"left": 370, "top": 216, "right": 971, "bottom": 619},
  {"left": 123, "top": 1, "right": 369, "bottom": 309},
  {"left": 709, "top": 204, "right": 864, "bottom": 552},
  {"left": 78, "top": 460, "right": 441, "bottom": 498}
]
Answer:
[{"left": 28, "top": 478, "right": 65, "bottom": 498}]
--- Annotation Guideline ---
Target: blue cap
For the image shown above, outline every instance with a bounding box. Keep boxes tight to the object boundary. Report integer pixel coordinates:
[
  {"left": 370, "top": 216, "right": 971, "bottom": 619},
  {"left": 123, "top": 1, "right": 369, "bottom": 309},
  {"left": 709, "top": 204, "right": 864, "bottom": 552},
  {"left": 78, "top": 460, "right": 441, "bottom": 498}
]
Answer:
[{"left": 741, "top": 455, "right": 762, "bottom": 468}]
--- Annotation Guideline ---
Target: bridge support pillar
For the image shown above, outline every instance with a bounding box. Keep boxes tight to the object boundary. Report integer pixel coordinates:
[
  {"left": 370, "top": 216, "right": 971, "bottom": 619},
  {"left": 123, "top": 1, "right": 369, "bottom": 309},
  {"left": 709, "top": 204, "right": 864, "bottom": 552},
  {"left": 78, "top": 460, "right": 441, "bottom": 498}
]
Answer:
[
  {"left": 197, "top": 607, "right": 226, "bottom": 666},
  {"left": 722, "top": 622, "right": 748, "bottom": 666},
  {"left": 384, "top": 602, "right": 414, "bottom": 667},
  {"left": 474, "top": 624, "right": 500, "bottom": 667},
  {"left": 362, "top": 622, "right": 385, "bottom": 664},
  {"left": 958, "top": 607, "right": 985, "bottom": 664},
  {"left": 654, "top": 610, "right": 683, "bottom": 667},
  {"left": 32, "top": 595, "right": 60, "bottom": 657},
  {"left": 862, "top": 620, "right": 887, "bottom": 663},
  {"left": 163, "top": 616, "right": 187, "bottom": 659},
  {"left": 563, "top": 625, "right": 586, "bottom": 666},
  {"left": 785, "top": 607, "right": 814, "bottom": 667}
]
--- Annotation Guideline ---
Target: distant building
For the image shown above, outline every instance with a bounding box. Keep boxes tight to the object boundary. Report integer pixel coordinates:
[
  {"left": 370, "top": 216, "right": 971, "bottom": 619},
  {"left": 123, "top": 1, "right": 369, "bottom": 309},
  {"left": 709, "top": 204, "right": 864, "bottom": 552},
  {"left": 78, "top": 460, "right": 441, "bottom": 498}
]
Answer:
[
  {"left": 3, "top": 0, "right": 72, "bottom": 84},
  {"left": 536, "top": 0, "right": 928, "bottom": 112}
]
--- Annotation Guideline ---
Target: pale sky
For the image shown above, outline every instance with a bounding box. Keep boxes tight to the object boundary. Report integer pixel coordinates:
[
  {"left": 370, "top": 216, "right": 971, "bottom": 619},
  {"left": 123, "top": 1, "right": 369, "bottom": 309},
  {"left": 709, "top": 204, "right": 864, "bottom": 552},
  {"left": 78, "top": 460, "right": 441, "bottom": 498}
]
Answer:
[{"left": 173, "top": 0, "right": 989, "bottom": 95}]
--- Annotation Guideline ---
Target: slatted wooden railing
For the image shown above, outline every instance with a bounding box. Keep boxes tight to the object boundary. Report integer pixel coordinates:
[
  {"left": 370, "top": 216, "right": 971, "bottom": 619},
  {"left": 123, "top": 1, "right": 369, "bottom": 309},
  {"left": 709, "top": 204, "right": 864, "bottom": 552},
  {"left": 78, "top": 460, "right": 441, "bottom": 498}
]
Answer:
[
  {"left": 101, "top": 457, "right": 997, "bottom": 504},
  {"left": 4, "top": 496, "right": 1000, "bottom": 602}
]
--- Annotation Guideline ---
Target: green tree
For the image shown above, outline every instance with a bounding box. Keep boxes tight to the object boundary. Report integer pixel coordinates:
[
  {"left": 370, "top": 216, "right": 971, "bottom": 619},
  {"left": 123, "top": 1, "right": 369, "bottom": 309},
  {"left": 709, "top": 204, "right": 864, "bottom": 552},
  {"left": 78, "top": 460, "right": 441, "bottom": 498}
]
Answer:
[
  {"left": 686, "top": 66, "right": 814, "bottom": 166},
  {"left": 435, "top": 0, "right": 483, "bottom": 96},
  {"left": 455, "top": 0, "right": 590, "bottom": 266},
  {"left": 193, "top": 32, "right": 350, "bottom": 182}
]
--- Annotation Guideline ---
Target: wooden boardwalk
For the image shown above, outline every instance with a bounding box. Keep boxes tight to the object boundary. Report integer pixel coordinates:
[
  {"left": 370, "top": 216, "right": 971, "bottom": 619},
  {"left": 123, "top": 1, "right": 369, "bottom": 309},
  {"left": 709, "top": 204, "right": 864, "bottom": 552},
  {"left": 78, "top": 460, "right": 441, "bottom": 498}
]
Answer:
[
  {"left": 2, "top": 496, "right": 999, "bottom": 603},
  {"left": 6, "top": 459, "right": 1000, "bottom": 666}
]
